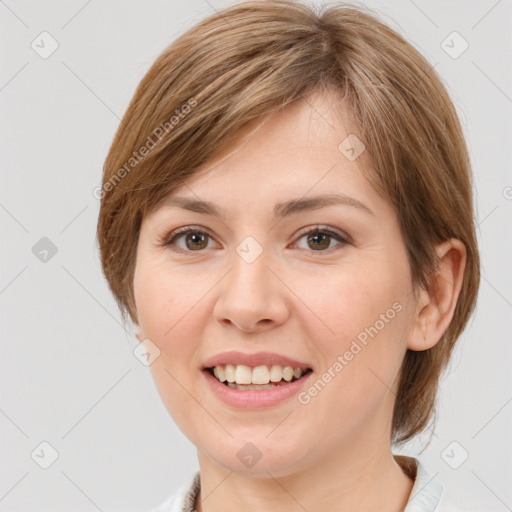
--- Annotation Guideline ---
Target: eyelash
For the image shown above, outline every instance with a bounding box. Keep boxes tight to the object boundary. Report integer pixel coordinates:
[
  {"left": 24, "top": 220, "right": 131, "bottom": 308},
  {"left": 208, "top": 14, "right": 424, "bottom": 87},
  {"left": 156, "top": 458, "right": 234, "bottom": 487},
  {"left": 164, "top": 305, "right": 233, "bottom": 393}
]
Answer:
[{"left": 160, "top": 225, "right": 349, "bottom": 254}]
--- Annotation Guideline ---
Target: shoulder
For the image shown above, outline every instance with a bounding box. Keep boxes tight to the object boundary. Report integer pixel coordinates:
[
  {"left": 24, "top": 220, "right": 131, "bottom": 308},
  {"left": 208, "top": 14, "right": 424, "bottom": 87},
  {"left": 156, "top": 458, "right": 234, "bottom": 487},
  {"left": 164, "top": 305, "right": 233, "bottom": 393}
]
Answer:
[{"left": 145, "top": 471, "right": 200, "bottom": 512}]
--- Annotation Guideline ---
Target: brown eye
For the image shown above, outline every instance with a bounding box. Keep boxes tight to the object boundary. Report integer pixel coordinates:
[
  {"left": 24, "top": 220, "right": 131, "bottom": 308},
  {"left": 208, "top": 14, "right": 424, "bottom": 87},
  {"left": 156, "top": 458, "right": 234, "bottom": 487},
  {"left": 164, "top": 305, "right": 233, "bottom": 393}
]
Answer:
[
  {"left": 183, "top": 232, "right": 209, "bottom": 250},
  {"left": 294, "top": 226, "right": 349, "bottom": 253},
  {"left": 307, "top": 232, "right": 332, "bottom": 251},
  {"left": 163, "top": 226, "right": 214, "bottom": 252}
]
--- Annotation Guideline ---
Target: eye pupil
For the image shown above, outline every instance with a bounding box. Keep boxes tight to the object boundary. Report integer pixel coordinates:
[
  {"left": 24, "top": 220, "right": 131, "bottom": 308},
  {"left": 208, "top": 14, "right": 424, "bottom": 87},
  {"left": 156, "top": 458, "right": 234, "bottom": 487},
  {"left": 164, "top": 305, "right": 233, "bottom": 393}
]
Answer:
[
  {"left": 186, "top": 232, "right": 208, "bottom": 250},
  {"left": 308, "top": 233, "right": 330, "bottom": 250}
]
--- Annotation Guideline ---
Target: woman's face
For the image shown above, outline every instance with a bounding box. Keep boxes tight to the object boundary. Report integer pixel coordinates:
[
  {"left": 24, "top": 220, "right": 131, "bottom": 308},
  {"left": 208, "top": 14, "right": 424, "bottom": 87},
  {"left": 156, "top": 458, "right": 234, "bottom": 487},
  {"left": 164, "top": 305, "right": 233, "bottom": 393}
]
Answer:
[{"left": 133, "top": 90, "right": 419, "bottom": 476}]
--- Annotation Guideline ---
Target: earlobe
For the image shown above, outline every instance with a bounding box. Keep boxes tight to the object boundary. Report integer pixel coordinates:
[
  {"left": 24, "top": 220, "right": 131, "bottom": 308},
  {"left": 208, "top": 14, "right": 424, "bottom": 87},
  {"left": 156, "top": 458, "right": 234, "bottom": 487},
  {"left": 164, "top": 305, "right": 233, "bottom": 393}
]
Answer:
[{"left": 407, "top": 238, "right": 467, "bottom": 352}]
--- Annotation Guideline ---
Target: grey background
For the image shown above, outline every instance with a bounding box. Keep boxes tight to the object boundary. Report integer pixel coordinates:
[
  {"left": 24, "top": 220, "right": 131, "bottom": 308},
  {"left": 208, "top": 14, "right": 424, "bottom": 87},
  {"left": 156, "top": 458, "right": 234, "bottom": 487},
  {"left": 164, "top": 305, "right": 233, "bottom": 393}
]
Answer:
[{"left": 0, "top": 0, "right": 511, "bottom": 510}]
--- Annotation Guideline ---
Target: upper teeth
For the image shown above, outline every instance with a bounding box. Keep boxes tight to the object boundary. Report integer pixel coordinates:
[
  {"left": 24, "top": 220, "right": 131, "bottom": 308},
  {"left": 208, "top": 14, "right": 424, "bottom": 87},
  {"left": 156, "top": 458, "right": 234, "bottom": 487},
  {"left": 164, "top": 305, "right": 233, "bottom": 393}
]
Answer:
[{"left": 212, "top": 364, "right": 305, "bottom": 385}]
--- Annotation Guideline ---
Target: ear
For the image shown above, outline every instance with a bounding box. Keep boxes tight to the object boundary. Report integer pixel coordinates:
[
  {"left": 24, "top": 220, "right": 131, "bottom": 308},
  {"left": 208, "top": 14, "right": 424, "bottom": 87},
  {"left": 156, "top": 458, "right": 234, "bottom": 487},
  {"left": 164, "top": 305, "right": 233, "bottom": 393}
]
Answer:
[
  {"left": 407, "top": 238, "right": 467, "bottom": 351},
  {"left": 134, "top": 326, "right": 143, "bottom": 343}
]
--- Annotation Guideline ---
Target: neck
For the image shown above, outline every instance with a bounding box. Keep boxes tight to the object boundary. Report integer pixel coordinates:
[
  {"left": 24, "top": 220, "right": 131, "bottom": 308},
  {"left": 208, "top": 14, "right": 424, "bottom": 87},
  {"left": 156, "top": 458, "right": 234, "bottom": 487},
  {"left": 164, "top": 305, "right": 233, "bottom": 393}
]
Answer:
[{"left": 193, "top": 446, "right": 414, "bottom": 512}]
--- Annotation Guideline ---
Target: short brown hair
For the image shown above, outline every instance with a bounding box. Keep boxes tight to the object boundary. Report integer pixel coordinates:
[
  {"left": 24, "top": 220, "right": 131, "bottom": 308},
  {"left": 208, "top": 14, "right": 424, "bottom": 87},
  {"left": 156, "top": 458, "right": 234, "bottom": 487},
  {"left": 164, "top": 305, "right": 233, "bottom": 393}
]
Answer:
[{"left": 96, "top": 0, "right": 480, "bottom": 446}]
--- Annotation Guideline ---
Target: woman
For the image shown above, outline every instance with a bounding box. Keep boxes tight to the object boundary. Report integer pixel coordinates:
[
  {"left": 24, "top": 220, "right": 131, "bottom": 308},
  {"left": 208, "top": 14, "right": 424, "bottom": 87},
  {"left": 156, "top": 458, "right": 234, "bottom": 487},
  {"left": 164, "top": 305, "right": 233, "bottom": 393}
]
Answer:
[{"left": 96, "top": 1, "right": 480, "bottom": 510}]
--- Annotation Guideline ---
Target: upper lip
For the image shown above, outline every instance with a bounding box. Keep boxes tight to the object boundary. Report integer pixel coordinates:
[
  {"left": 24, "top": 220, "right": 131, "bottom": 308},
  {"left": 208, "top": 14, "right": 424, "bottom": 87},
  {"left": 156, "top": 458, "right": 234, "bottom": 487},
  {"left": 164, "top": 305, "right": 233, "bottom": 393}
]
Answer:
[{"left": 202, "top": 351, "right": 312, "bottom": 370}]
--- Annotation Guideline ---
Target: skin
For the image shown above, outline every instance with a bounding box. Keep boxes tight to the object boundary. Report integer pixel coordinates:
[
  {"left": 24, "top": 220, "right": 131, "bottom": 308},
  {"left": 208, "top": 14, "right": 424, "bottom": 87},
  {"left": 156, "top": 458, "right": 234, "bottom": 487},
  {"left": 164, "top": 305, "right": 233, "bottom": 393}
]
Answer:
[{"left": 133, "top": 87, "right": 466, "bottom": 512}]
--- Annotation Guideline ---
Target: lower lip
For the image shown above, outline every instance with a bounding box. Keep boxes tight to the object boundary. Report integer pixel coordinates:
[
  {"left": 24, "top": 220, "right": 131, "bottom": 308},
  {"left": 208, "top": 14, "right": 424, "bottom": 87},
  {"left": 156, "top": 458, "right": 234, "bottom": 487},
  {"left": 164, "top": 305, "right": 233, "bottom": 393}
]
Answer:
[{"left": 201, "top": 369, "right": 313, "bottom": 409}]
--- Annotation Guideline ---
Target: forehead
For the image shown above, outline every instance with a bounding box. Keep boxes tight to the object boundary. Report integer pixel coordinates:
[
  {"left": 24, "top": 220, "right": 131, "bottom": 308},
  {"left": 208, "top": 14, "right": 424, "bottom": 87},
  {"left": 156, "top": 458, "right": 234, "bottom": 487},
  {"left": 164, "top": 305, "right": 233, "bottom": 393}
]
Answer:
[{"left": 149, "top": 89, "right": 388, "bottom": 221}]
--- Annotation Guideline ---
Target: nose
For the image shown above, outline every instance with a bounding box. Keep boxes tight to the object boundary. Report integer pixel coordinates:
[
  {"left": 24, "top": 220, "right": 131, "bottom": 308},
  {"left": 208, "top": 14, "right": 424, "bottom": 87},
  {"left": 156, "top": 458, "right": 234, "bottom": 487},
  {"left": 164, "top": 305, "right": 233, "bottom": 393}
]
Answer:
[{"left": 213, "top": 248, "right": 290, "bottom": 333}]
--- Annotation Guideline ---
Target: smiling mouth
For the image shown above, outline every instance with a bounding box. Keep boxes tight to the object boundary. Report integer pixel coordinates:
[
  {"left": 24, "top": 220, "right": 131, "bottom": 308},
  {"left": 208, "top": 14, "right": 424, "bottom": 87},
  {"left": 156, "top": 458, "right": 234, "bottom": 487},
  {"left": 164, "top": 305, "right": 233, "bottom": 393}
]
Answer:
[{"left": 206, "top": 364, "right": 313, "bottom": 391}]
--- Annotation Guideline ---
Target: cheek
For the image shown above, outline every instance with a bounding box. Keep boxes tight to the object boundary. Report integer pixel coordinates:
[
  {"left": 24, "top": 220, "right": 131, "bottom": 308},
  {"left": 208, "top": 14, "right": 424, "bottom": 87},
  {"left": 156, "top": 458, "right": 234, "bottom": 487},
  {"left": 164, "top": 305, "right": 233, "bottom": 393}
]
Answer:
[
  {"left": 135, "top": 263, "right": 205, "bottom": 430},
  {"left": 302, "top": 264, "right": 409, "bottom": 387},
  {"left": 301, "top": 271, "right": 408, "bottom": 437},
  {"left": 133, "top": 261, "right": 209, "bottom": 376},
  {"left": 303, "top": 263, "right": 405, "bottom": 340},
  {"left": 134, "top": 259, "right": 190, "bottom": 338}
]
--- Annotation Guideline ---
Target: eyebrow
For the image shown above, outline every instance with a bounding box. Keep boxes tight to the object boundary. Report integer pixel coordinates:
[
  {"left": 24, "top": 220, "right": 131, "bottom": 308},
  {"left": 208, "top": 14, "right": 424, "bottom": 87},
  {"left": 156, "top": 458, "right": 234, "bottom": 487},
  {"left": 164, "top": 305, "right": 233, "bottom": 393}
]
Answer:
[{"left": 157, "top": 193, "right": 375, "bottom": 219}]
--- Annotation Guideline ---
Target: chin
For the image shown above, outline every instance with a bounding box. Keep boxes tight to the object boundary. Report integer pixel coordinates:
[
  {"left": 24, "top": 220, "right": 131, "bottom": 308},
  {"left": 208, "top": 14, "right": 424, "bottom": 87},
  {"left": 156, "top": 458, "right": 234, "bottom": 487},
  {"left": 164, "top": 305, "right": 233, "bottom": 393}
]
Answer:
[{"left": 199, "top": 435, "right": 312, "bottom": 478}]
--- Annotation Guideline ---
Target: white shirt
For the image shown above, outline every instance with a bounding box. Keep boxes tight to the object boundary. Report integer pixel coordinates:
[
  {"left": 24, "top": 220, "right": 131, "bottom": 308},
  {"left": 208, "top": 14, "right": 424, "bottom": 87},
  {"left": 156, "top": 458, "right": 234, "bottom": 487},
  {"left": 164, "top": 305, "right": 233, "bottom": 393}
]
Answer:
[{"left": 148, "top": 456, "right": 463, "bottom": 512}]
